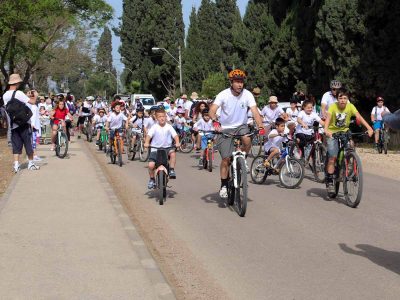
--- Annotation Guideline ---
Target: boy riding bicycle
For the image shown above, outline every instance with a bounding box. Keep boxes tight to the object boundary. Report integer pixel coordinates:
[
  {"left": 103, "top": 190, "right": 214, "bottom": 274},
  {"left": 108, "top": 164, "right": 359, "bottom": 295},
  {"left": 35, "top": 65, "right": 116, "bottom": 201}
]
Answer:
[
  {"left": 144, "top": 108, "right": 180, "bottom": 189},
  {"left": 105, "top": 101, "right": 128, "bottom": 150},
  {"left": 193, "top": 108, "right": 214, "bottom": 166},
  {"left": 324, "top": 89, "right": 373, "bottom": 193},
  {"left": 92, "top": 108, "right": 107, "bottom": 145},
  {"left": 263, "top": 117, "right": 286, "bottom": 169},
  {"left": 371, "top": 96, "right": 390, "bottom": 149},
  {"left": 128, "top": 107, "right": 146, "bottom": 149}
]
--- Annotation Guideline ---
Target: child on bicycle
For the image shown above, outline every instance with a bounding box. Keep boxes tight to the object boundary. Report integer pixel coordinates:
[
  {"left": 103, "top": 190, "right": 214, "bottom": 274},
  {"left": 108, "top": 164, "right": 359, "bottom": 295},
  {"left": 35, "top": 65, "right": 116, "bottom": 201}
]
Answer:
[
  {"left": 50, "top": 100, "right": 73, "bottom": 151},
  {"left": 263, "top": 117, "right": 286, "bottom": 168},
  {"left": 193, "top": 108, "right": 214, "bottom": 166},
  {"left": 144, "top": 108, "right": 180, "bottom": 189},
  {"left": 324, "top": 89, "right": 373, "bottom": 192},
  {"left": 128, "top": 107, "right": 146, "bottom": 149},
  {"left": 296, "top": 99, "right": 325, "bottom": 158},
  {"left": 92, "top": 108, "right": 107, "bottom": 145},
  {"left": 371, "top": 96, "right": 390, "bottom": 149},
  {"left": 174, "top": 108, "right": 186, "bottom": 135},
  {"left": 105, "top": 101, "right": 128, "bottom": 151}
]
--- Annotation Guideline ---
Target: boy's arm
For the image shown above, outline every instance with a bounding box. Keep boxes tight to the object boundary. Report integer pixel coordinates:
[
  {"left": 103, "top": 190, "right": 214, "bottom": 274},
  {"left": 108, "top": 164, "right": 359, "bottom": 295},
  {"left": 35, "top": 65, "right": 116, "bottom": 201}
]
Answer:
[
  {"left": 324, "top": 112, "right": 332, "bottom": 138},
  {"left": 105, "top": 121, "right": 110, "bottom": 131},
  {"left": 173, "top": 134, "right": 180, "bottom": 147},
  {"left": 144, "top": 135, "right": 151, "bottom": 148},
  {"left": 297, "top": 117, "right": 307, "bottom": 128},
  {"left": 355, "top": 112, "right": 374, "bottom": 137}
]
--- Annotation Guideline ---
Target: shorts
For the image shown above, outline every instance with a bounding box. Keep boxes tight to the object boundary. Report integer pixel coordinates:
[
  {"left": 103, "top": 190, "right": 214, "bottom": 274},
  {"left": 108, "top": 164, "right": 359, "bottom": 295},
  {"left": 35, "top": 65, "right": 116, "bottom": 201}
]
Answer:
[
  {"left": 11, "top": 124, "right": 33, "bottom": 156},
  {"left": 148, "top": 148, "right": 174, "bottom": 163},
  {"left": 326, "top": 137, "right": 339, "bottom": 158},
  {"left": 109, "top": 128, "right": 123, "bottom": 140},
  {"left": 78, "top": 115, "right": 92, "bottom": 125},
  {"left": 373, "top": 120, "right": 383, "bottom": 130},
  {"left": 216, "top": 124, "right": 249, "bottom": 159},
  {"left": 201, "top": 134, "right": 214, "bottom": 150}
]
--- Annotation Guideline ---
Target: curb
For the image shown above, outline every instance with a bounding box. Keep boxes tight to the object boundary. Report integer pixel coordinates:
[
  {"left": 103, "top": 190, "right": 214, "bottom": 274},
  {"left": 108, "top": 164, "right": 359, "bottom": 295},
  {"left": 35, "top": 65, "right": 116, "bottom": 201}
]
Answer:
[
  {"left": 83, "top": 142, "right": 176, "bottom": 300},
  {"left": 0, "top": 172, "right": 20, "bottom": 215}
]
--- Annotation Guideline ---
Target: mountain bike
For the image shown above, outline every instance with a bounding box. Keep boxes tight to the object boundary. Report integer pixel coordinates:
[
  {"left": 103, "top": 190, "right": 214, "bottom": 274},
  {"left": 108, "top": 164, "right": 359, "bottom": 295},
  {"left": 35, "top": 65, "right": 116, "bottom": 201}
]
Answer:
[
  {"left": 54, "top": 118, "right": 68, "bottom": 158},
  {"left": 109, "top": 129, "right": 124, "bottom": 167},
  {"left": 377, "top": 122, "right": 389, "bottom": 154},
  {"left": 150, "top": 146, "right": 175, "bottom": 205},
  {"left": 218, "top": 130, "right": 256, "bottom": 217},
  {"left": 198, "top": 130, "right": 215, "bottom": 172},
  {"left": 251, "top": 138, "right": 304, "bottom": 189},
  {"left": 84, "top": 116, "right": 93, "bottom": 142},
  {"left": 178, "top": 126, "right": 194, "bottom": 153},
  {"left": 300, "top": 123, "right": 327, "bottom": 183},
  {"left": 326, "top": 132, "right": 365, "bottom": 208}
]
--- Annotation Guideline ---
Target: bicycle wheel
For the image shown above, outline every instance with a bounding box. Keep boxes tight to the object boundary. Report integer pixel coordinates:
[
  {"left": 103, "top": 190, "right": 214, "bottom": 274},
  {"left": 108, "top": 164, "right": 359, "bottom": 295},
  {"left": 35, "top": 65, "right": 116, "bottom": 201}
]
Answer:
[
  {"left": 55, "top": 132, "right": 60, "bottom": 157},
  {"left": 207, "top": 147, "right": 213, "bottom": 172},
  {"left": 180, "top": 133, "right": 194, "bottom": 153},
  {"left": 57, "top": 132, "right": 69, "bottom": 159},
  {"left": 250, "top": 134, "right": 261, "bottom": 158},
  {"left": 279, "top": 158, "right": 304, "bottom": 189},
  {"left": 157, "top": 172, "right": 166, "bottom": 205},
  {"left": 343, "top": 152, "right": 363, "bottom": 208},
  {"left": 98, "top": 139, "right": 103, "bottom": 151},
  {"left": 312, "top": 144, "right": 327, "bottom": 183},
  {"left": 110, "top": 144, "right": 116, "bottom": 164},
  {"left": 127, "top": 137, "right": 134, "bottom": 161},
  {"left": 227, "top": 178, "right": 235, "bottom": 206},
  {"left": 250, "top": 155, "right": 267, "bottom": 184},
  {"left": 235, "top": 157, "right": 248, "bottom": 217},
  {"left": 202, "top": 151, "right": 208, "bottom": 170},
  {"left": 139, "top": 139, "right": 149, "bottom": 162},
  {"left": 117, "top": 139, "right": 123, "bottom": 167}
]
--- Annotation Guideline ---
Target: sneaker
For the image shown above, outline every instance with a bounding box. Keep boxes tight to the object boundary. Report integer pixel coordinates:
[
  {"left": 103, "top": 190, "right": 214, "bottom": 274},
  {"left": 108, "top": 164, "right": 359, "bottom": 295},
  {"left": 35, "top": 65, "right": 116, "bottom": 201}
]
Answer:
[
  {"left": 33, "top": 156, "right": 42, "bottom": 162},
  {"left": 198, "top": 158, "right": 203, "bottom": 167},
  {"left": 263, "top": 159, "right": 271, "bottom": 168},
  {"left": 169, "top": 169, "right": 176, "bottom": 179},
  {"left": 13, "top": 164, "right": 20, "bottom": 173},
  {"left": 219, "top": 186, "right": 228, "bottom": 199},
  {"left": 28, "top": 163, "right": 40, "bottom": 171},
  {"left": 147, "top": 179, "right": 155, "bottom": 189}
]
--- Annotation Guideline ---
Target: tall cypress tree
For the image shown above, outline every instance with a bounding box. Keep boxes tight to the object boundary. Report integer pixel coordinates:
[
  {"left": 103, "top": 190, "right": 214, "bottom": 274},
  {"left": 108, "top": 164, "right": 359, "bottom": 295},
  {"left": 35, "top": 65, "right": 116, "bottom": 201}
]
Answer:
[{"left": 96, "top": 26, "right": 113, "bottom": 73}]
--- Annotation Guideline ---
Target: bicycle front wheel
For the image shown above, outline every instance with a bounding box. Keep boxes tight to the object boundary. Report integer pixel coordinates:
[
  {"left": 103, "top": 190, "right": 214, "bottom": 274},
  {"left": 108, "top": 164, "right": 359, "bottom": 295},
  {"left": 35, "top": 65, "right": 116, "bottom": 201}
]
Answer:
[
  {"left": 127, "top": 137, "right": 134, "bottom": 161},
  {"left": 343, "top": 152, "right": 363, "bottom": 208},
  {"left": 235, "top": 157, "right": 248, "bottom": 217},
  {"left": 312, "top": 144, "right": 327, "bottom": 183},
  {"left": 58, "top": 132, "right": 69, "bottom": 159},
  {"left": 117, "top": 139, "right": 123, "bottom": 167},
  {"left": 279, "top": 158, "right": 304, "bottom": 189},
  {"left": 207, "top": 147, "right": 213, "bottom": 172},
  {"left": 157, "top": 172, "right": 166, "bottom": 205},
  {"left": 180, "top": 133, "right": 194, "bottom": 153}
]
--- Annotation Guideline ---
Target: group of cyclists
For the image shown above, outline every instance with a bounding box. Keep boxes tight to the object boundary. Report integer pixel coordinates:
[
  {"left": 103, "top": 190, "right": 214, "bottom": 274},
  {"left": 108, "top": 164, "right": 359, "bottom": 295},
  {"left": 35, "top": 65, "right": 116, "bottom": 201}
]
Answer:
[{"left": 47, "top": 68, "right": 399, "bottom": 211}]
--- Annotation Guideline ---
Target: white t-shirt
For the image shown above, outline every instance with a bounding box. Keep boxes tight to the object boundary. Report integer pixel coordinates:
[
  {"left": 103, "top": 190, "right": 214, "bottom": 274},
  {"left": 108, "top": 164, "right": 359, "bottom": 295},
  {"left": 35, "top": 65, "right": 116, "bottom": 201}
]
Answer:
[
  {"left": 93, "top": 115, "right": 107, "bottom": 127},
  {"left": 371, "top": 106, "right": 390, "bottom": 121},
  {"left": 184, "top": 100, "right": 193, "bottom": 112},
  {"left": 129, "top": 115, "right": 145, "bottom": 132},
  {"left": 296, "top": 111, "right": 321, "bottom": 135},
  {"left": 321, "top": 91, "right": 337, "bottom": 112},
  {"left": 286, "top": 107, "right": 300, "bottom": 123},
  {"left": 264, "top": 129, "right": 286, "bottom": 152},
  {"left": 194, "top": 119, "right": 213, "bottom": 131},
  {"left": 3, "top": 90, "right": 31, "bottom": 129},
  {"left": 214, "top": 88, "right": 256, "bottom": 129},
  {"left": 176, "top": 98, "right": 185, "bottom": 108},
  {"left": 148, "top": 123, "right": 177, "bottom": 150},
  {"left": 168, "top": 107, "right": 177, "bottom": 120},
  {"left": 261, "top": 105, "right": 284, "bottom": 125},
  {"left": 107, "top": 112, "right": 127, "bottom": 130},
  {"left": 81, "top": 101, "right": 93, "bottom": 116},
  {"left": 174, "top": 116, "right": 186, "bottom": 130},
  {"left": 144, "top": 117, "right": 156, "bottom": 130}
]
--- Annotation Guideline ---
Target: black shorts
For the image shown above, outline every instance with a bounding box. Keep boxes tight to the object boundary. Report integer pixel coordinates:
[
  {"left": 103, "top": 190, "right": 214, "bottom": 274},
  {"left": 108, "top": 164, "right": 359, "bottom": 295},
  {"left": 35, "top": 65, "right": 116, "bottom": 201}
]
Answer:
[
  {"left": 78, "top": 115, "right": 92, "bottom": 125},
  {"left": 11, "top": 124, "right": 33, "bottom": 156}
]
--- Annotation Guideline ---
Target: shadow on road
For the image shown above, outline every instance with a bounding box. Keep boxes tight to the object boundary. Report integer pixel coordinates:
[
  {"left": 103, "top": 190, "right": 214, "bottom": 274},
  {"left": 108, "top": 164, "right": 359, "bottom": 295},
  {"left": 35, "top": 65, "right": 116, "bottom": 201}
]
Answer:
[
  {"left": 201, "top": 192, "right": 227, "bottom": 208},
  {"left": 144, "top": 190, "right": 178, "bottom": 203},
  {"left": 339, "top": 243, "right": 400, "bottom": 275}
]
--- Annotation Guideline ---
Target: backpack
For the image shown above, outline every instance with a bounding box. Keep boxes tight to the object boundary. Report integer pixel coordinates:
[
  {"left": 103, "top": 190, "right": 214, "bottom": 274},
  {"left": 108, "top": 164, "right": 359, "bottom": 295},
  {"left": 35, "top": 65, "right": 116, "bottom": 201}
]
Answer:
[{"left": 5, "top": 91, "right": 32, "bottom": 126}]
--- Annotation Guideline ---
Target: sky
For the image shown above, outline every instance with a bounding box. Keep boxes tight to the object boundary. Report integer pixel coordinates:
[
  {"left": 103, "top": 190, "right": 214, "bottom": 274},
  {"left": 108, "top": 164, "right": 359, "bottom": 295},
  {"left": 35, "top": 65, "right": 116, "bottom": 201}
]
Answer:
[{"left": 105, "top": 0, "right": 249, "bottom": 71}]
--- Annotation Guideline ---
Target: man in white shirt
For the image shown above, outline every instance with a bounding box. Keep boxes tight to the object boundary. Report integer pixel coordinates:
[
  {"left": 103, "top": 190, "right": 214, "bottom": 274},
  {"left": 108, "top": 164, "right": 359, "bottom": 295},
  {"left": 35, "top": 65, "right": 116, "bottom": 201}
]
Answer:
[
  {"left": 261, "top": 96, "right": 286, "bottom": 129},
  {"left": 209, "top": 69, "right": 264, "bottom": 199},
  {"left": 320, "top": 80, "right": 342, "bottom": 119},
  {"left": 3, "top": 73, "right": 40, "bottom": 172},
  {"left": 371, "top": 96, "right": 391, "bottom": 146},
  {"left": 175, "top": 94, "right": 187, "bottom": 108}
]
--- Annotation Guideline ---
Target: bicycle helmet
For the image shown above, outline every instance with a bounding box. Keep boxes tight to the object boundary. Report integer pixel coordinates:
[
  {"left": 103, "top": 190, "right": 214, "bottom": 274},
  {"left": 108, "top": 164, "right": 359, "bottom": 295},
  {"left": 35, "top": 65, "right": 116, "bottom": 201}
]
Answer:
[
  {"left": 98, "top": 108, "right": 105, "bottom": 113},
  {"left": 149, "top": 105, "right": 159, "bottom": 112},
  {"left": 136, "top": 107, "right": 145, "bottom": 113},
  {"left": 111, "top": 101, "right": 122, "bottom": 109},
  {"left": 330, "top": 80, "right": 342, "bottom": 89},
  {"left": 228, "top": 69, "right": 247, "bottom": 80},
  {"left": 376, "top": 96, "right": 384, "bottom": 102},
  {"left": 176, "top": 108, "right": 185, "bottom": 114}
]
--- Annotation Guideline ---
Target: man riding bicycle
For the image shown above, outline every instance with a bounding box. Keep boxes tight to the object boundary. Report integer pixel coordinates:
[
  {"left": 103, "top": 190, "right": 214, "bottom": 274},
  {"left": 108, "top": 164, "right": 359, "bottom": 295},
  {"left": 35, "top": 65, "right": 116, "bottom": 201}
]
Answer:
[{"left": 209, "top": 69, "right": 264, "bottom": 199}]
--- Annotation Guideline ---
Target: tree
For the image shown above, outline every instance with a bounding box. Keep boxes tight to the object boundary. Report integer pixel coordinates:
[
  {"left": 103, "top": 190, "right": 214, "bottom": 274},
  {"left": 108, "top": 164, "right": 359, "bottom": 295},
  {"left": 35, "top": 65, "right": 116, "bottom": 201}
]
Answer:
[
  {"left": 201, "top": 73, "right": 227, "bottom": 98},
  {"left": 96, "top": 27, "right": 114, "bottom": 73},
  {"left": 0, "top": 0, "right": 112, "bottom": 92}
]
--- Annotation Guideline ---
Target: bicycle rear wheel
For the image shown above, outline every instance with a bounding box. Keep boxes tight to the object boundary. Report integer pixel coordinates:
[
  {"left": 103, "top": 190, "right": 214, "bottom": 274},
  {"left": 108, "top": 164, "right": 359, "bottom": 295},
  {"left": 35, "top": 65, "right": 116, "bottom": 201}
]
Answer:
[
  {"left": 343, "top": 152, "right": 363, "bottom": 208},
  {"left": 235, "top": 157, "right": 248, "bottom": 217},
  {"left": 207, "top": 148, "right": 213, "bottom": 172},
  {"left": 157, "top": 172, "right": 166, "bottom": 205},
  {"left": 312, "top": 144, "right": 326, "bottom": 183},
  {"left": 279, "top": 158, "right": 304, "bottom": 189},
  {"left": 250, "top": 155, "right": 267, "bottom": 184}
]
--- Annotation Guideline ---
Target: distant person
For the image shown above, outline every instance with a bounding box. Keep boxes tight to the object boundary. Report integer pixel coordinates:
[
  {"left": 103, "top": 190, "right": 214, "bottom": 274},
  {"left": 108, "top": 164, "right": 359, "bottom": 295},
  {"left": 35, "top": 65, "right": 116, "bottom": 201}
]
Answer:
[
  {"left": 321, "top": 80, "right": 342, "bottom": 119},
  {"left": 371, "top": 97, "right": 390, "bottom": 148}
]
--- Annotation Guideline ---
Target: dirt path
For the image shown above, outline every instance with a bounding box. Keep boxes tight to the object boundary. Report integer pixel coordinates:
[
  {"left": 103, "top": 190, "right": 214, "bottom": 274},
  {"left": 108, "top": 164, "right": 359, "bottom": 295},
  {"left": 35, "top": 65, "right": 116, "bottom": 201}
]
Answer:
[
  {"left": 357, "top": 148, "right": 400, "bottom": 181},
  {"left": 0, "top": 136, "right": 14, "bottom": 196}
]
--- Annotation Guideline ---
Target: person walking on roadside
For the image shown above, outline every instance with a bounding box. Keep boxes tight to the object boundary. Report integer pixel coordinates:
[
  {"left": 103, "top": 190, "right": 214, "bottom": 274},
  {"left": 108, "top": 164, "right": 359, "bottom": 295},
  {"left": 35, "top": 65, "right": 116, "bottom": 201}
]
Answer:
[{"left": 3, "top": 74, "right": 40, "bottom": 172}]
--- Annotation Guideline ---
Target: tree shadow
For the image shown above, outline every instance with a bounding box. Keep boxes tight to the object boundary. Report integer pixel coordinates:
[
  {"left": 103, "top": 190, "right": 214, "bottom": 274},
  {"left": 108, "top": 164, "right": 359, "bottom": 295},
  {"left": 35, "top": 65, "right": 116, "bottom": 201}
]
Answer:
[{"left": 339, "top": 243, "right": 400, "bottom": 275}]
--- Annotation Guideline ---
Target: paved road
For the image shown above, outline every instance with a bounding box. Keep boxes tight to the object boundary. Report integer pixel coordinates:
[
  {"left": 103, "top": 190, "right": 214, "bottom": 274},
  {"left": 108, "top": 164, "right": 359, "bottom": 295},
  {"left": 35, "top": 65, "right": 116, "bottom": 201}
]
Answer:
[{"left": 92, "top": 143, "right": 400, "bottom": 299}]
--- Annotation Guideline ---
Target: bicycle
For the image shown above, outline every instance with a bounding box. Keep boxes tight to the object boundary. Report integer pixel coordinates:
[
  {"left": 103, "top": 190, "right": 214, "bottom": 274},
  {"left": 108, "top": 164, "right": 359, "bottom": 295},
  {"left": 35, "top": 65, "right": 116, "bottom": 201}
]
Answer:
[
  {"left": 217, "top": 130, "right": 256, "bottom": 217},
  {"left": 149, "top": 146, "right": 175, "bottom": 205},
  {"left": 54, "top": 118, "right": 69, "bottom": 159},
  {"left": 178, "top": 126, "right": 194, "bottom": 153},
  {"left": 127, "top": 128, "right": 146, "bottom": 161},
  {"left": 299, "top": 123, "right": 327, "bottom": 183},
  {"left": 99, "top": 126, "right": 108, "bottom": 153},
  {"left": 377, "top": 122, "right": 389, "bottom": 154},
  {"left": 84, "top": 116, "right": 93, "bottom": 142},
  {"left": 250, "top": 137, "right": 304, "bottom": 189},
  {"left": 198, "top": 130, "right": 216, "bottom": 172},
  {"left": 109, "top": 129, "right": 124, "bottom": 167},
  {"left": 325, "top": 131, "right": 365, "bottom": 208}
]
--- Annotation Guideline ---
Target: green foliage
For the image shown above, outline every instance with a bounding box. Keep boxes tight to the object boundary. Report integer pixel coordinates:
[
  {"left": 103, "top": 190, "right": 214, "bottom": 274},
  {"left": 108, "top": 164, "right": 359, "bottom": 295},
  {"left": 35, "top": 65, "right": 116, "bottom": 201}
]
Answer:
[
  {"left": 201, "top": 73, "right": 227, "bottom": 98},
  {"left": 96, "top": 27, "right": 114, "bottom": 73},
  {"left": 126, "top": 80, "right": 142, "bottom": 94}
]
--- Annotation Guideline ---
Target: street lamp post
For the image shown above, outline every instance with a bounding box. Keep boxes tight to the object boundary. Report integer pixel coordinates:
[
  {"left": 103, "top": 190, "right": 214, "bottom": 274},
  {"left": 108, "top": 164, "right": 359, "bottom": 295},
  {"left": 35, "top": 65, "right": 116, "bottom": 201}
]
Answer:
[
  {"left": 152, "top": 46, "right": 183, "bottom": 94},
  {"left": 105, "top": 71, "right": 119, "bottom": 95}
]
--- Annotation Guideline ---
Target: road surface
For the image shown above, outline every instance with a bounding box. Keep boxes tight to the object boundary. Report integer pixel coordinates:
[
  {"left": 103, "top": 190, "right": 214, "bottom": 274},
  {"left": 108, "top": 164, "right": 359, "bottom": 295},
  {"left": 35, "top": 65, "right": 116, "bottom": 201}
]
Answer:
[{"left": 89, "top": 142, "right": 400, "bottom": 299}]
